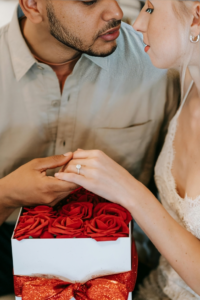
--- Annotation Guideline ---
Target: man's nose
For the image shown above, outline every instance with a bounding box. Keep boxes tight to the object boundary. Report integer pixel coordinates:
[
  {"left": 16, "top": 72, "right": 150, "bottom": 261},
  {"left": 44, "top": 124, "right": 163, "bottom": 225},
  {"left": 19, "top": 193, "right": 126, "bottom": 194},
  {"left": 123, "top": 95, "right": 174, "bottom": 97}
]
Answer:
[{"left": 102, "top": 0, "right": 123, "bottom": 22}]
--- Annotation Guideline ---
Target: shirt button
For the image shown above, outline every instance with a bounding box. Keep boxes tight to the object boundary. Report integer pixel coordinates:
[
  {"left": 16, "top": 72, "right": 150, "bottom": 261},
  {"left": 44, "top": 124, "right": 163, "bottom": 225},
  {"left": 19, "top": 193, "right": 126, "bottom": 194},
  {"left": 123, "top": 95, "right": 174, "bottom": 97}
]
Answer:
[
  {"left": 37, "top": 65, "right": 44, "bottom": 70},
  {"left": 51, "top": 100, "right": 60, "bottom": 107}
]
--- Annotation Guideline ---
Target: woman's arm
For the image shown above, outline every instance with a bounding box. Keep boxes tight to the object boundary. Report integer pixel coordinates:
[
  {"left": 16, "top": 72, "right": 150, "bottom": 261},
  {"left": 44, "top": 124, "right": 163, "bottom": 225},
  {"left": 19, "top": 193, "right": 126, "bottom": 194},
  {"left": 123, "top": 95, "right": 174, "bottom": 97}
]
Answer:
[{"left": 55, "top": 149, "right": 200, "bottom": 295}]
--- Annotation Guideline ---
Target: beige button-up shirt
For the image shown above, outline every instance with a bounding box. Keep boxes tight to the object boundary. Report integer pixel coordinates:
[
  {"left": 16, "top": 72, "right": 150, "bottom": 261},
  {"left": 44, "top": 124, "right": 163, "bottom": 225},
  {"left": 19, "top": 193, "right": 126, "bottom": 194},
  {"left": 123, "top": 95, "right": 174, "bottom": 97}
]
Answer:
[
  {"left": 0, "top": 7, "right": 179, "bottom": 184},
  {"left": 1, "top": 6, "right": 180, "bottom": 265}
]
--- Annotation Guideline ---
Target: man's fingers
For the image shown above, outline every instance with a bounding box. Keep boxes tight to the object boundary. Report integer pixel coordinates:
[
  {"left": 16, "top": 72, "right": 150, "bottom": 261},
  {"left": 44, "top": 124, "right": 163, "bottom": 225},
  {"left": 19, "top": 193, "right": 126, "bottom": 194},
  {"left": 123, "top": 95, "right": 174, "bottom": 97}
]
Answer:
[
  {"left": 59, "top": 164, "right": 68, "bottom": 173},
  {"left": 49, "top": 189, "right": 78, "bottom": 207},
  {"left": 33, "top": 153, "right": 73, "bottom": 171},
  {"left": 47, "top": 176, "right": 78, "bottom": 193},
  {"left": 55, "top": 172, "right": 89, "bottom": 187}
]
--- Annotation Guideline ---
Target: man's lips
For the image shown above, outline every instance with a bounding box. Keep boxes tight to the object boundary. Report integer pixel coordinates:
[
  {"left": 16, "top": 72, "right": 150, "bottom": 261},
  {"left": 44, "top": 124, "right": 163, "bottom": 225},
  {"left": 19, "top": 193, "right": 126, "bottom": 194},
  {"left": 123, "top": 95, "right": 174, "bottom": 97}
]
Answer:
[{"left": 99, "top": 26, "right": 121, "bottom": 41}]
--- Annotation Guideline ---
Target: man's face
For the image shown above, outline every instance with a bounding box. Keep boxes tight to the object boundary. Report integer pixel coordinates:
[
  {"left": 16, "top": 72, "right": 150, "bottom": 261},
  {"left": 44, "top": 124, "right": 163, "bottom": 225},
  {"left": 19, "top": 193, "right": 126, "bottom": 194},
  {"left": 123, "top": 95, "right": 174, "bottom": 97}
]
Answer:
[{"left": 45, "top": 0, "right": 123, "bottom": 57}]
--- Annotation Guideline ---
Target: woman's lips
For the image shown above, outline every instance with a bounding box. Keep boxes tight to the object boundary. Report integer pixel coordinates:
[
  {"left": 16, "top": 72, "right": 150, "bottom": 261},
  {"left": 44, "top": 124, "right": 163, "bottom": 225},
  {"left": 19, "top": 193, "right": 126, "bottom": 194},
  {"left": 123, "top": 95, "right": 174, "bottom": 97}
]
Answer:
[
  {"left": 99, "top": 27, "right": 120, "bottom": 41},
  {"left": 144, "top": 45, "right": 150, "bottom": 52}
]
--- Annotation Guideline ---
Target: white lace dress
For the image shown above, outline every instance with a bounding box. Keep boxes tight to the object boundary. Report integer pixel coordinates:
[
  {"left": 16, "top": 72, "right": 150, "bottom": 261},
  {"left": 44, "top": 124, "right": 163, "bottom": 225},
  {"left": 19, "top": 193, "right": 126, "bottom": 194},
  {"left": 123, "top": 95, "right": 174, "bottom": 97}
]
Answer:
[{"left": 135, "top": 82, "right": 200, "bottom": 300}]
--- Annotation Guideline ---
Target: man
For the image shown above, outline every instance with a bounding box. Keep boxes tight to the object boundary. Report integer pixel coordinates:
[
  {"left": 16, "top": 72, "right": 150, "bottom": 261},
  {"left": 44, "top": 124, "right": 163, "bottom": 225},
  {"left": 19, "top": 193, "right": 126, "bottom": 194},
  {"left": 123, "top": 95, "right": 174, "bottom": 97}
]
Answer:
[{"left": 0, "top": 0, "right": 180, "bottom": 296}]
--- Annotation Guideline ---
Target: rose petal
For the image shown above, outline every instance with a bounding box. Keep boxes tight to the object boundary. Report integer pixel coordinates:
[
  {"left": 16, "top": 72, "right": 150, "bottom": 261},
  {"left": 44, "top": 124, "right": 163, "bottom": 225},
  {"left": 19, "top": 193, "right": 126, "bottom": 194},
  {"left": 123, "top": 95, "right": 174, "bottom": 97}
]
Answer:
[
  {"left": 40, "top": 231, "right": 54, "bottom": 239},
  {"left": 94, "top": 203, "right": 132, "bottom": 225},
  {"left": 84, "top": 215, "right": 129, "bottom": 241}
]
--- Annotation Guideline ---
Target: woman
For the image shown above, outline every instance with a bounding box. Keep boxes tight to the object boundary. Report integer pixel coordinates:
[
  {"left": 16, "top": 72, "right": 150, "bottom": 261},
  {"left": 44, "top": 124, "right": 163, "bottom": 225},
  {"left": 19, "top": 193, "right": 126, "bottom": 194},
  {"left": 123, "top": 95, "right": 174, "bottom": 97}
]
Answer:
[{"left": 55, "top": 0, "right": 200, "bottom": 298}]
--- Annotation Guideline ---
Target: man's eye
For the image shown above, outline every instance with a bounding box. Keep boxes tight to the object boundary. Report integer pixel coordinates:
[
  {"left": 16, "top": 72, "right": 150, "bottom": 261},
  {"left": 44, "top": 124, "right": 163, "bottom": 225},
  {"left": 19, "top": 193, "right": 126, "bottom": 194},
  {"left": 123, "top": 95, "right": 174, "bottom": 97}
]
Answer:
[
  {"left": 82, "top": 0, "right": 97, "bottom": 5},
  {"left": 146, "top": 8, "right": 154, "bottom": 14}
]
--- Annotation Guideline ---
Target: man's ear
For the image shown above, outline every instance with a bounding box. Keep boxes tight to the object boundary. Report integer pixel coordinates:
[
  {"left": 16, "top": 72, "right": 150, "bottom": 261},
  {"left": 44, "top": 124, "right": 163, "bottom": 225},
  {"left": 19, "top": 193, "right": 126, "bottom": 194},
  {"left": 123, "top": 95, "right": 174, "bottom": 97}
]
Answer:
[
  {"left": 19, "top": 0, "right": 43, "bottom": 24},
  {"left": 190, "top": 2, "right": 200, "bottom": 37}
]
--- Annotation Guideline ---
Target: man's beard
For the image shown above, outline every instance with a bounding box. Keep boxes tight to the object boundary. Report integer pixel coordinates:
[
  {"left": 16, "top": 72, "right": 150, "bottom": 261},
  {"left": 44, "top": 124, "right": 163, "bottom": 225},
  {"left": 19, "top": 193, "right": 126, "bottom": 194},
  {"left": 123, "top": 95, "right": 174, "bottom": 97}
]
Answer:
[{"left": 46, "top": 1, "right": 121, "bottom": 57}]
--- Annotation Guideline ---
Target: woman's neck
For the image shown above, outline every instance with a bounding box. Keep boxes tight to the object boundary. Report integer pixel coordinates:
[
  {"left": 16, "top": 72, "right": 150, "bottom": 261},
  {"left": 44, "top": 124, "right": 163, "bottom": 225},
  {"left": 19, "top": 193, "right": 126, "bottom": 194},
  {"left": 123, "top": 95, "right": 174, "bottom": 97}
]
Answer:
[
  {"left": 187, "top": 45, "right": 200, "bottom": 96},
  {"left": 188, "top": 65, "right": 200, "bottom": 96}
]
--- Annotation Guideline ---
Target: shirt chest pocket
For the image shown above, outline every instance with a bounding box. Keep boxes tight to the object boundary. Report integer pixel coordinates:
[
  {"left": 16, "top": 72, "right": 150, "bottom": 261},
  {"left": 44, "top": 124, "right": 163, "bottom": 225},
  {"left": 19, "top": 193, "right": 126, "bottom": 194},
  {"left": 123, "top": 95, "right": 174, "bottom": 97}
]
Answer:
[{"left": 94, "top": 121, "right": 153, "bottom": 178}]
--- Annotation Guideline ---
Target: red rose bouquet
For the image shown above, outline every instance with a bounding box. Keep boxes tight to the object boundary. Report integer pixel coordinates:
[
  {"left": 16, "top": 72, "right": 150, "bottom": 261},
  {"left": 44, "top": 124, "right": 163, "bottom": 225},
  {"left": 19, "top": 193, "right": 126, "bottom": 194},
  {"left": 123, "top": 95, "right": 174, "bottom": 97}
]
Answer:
[{"left": 14, "top": 188, "right": 132, "bottom": 241}]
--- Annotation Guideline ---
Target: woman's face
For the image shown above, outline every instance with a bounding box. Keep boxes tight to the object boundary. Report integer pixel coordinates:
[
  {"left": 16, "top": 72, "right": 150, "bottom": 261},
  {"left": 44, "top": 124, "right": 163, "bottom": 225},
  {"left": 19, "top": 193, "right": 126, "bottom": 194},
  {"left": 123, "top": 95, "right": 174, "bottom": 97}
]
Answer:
[{"left": 133, "top": 0, "right": 192, "bottom": 69}]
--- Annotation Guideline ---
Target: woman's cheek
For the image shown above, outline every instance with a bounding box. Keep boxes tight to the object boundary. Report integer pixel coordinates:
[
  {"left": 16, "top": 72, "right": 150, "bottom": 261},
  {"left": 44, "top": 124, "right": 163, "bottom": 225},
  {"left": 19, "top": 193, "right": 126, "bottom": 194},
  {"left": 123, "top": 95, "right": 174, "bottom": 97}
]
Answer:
[{"left": 147, "top": 24, "right": 176, "bottom": 68}]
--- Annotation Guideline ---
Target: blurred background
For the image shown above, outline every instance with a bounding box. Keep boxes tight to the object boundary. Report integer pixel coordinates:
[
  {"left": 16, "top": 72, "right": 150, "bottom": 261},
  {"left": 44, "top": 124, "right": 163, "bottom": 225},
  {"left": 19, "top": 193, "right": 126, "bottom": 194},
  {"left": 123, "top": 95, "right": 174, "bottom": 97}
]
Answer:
[
  {"left": 0, "top": 0, "right": 143, "bottom": 27},
  {"left": 0, "top": 0, "right": 17, "bottom": 27}
]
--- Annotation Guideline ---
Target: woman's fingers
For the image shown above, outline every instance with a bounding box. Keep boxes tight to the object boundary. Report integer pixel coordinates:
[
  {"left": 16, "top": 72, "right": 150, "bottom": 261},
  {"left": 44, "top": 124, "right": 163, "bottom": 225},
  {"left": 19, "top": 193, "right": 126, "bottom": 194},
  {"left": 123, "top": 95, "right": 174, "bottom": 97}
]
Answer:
[
  {"left": 55, "top": 172, "right": 92, "bottom": 189},
  {"left": 54, "top": 172, "right": 108, "bottom": 201},
  {"left": 73, "top": 149, "right": 105, "bottom": 160},
  {"left": 64, "top": 160, "right": 100, "bottom": 179},
  {"left": 64, "top": 157, "right": 104, "bottom": 175},
  {"left": 66, "top": 158, "right": 93, "bottom": 169},
  {"left": 65, "top": 161, "right": 87, "bottom": 176}
]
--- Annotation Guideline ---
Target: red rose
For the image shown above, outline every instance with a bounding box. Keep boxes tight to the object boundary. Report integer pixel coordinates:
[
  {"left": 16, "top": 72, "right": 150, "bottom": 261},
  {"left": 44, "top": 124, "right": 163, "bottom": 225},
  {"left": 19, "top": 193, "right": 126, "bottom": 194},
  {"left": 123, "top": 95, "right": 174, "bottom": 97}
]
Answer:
[
  {"left": 60, "top": 202, "right": 93, "bottom": 220},
  {"left": 48, "top": 216, "right": 84, "bottom": 238},
  {"left": 66, "top": 187, "right": 106, "bottom": 206},
  {"left": 55, "top": 234, "right": 88, "bottom": 239},
  {"left": 23, "top": 206, "right": 57, "bottom": 217},
  {"left": 84, "top": 215, "right": 129, "bottom": 241},
  {"left": 14, "top": 215, "right": 50, "bottom": 241},
  {"left": 40, "top": 231, "right": 54, "bottom": 239},
  {"left": 94, "top": 203, "right": 132, "bottom": 225}
]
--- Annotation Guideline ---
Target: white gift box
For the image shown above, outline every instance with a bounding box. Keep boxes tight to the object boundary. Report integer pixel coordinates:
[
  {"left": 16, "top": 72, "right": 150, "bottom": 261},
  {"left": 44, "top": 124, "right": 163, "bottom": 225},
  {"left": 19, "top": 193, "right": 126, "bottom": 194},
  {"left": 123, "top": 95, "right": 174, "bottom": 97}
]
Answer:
[{"left": 12, "top": 208, "right": 132, "bottom": 300}]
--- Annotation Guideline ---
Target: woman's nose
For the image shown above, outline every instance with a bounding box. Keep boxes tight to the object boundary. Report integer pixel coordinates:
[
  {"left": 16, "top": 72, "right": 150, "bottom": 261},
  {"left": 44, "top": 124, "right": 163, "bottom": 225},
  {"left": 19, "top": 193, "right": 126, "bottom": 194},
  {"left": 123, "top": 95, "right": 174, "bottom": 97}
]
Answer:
[{"left": 132, "top": 11, "right": 148, "bottom": 33}]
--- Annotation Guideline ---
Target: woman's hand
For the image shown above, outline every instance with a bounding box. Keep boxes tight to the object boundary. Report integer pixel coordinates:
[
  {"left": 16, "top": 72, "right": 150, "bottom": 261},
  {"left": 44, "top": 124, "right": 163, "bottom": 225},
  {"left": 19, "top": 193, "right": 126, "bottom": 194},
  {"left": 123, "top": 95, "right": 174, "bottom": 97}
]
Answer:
[{"left": 55, "top": 149, "right": 145, "bottom": 209}]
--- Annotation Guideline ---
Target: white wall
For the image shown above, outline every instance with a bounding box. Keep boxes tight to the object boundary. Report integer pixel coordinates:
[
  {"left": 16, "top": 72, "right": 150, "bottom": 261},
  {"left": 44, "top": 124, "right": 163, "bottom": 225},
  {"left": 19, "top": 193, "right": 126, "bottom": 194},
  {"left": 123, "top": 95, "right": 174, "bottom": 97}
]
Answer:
[
  {"left": 0, "top": 1, "right": 17, "bottom": 27},
  {"left": 117, "top": 0, "right": 141, "bottom": 23}
]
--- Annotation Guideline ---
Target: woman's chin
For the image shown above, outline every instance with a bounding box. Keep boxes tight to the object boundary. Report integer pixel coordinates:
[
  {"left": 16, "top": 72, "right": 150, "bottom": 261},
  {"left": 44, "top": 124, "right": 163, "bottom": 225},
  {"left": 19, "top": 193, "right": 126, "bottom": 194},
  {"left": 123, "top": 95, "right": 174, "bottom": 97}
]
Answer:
[{"left": 149, "top": 54, "right": 178, "bottom": 70}]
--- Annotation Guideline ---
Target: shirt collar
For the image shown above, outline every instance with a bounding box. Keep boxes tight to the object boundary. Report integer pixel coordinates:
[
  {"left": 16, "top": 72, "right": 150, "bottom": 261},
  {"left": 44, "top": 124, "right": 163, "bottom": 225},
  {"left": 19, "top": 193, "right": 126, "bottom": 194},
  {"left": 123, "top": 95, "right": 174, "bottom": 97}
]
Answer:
[
  {"left": 8, "top": 6, "right": 36, "bottom": 81},
  {"left": 83, "top": 54, "right": 109, "bottom": 71}
]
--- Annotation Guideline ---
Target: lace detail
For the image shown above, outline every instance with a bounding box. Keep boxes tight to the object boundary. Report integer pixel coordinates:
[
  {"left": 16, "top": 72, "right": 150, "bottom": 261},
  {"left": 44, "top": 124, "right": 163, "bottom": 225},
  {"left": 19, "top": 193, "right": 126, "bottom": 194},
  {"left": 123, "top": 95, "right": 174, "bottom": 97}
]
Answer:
[{"left": 136, "top": 81, "right": 200, "bottom": 299}]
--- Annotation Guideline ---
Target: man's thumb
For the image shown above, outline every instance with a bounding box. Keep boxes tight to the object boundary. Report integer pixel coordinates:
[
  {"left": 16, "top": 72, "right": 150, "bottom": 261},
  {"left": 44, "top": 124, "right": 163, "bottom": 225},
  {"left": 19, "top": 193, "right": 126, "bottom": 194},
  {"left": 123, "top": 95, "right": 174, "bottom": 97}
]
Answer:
[{"left": 35, "top": 153, "right": 73, "bottom": 171}]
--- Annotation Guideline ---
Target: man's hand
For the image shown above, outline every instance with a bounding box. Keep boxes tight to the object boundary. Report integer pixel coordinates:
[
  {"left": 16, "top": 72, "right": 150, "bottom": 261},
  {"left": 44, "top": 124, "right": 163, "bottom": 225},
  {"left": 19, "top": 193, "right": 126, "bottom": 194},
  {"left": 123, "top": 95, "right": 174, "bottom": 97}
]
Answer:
[{"left": 0, "top": 153, "right": 78, "bottom": 224}]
